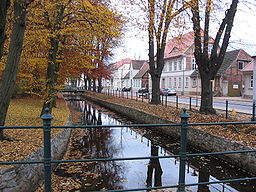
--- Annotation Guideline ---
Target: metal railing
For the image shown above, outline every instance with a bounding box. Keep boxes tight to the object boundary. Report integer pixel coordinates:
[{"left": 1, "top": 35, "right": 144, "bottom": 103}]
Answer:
[
  {"left": 103, "top": 89, "right": 255, "bottom": 119},
  {"left": 0, "top": 108, "right": 256, "bottom": 192}
]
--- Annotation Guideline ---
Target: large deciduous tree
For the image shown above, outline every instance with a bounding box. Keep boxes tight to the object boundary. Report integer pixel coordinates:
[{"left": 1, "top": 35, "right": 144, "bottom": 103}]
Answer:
[
  {"left": 191, "top": 0, "right": 239, "bottom": 114},
  {"left": 18, "top": 0, "right": 123, "bottom": 114},
  {"left": 147, "top": 0, "right": 189, "bottom": 104},
  {"left": 0, "top": 0, "right": 34, "bottom": 139},
  {"left": 0, "top": 0, "right": 10, "bottom": 61}
]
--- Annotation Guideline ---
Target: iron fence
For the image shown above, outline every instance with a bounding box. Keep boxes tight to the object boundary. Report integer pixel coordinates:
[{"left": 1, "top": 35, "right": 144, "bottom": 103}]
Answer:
[
  {"left": 0, "top": 108, "right": 256, "bottom": 192},
  {"left": 102, "top": 89, "right": 255, "bottom": 120}
]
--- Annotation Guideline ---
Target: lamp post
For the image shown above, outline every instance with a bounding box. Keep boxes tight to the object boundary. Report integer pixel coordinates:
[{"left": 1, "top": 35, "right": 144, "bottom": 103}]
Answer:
[{"left": 181, "top": 54, "right": 186, "bottom": 96}]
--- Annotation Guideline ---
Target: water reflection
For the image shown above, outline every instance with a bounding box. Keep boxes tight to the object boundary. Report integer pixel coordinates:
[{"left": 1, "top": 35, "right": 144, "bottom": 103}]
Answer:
[
  {"left": 146, "top": 143, "right": 163, "bottom": 188},
  {"left": 63, "top": 98, "right": 255, "bottom": 192},
  {"left": 197, "top": 166, "right": 210, "bottom": 192}
]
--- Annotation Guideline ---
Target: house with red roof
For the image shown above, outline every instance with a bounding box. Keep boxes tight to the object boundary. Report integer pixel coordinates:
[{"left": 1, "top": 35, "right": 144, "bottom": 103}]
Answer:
[
  {"left": 133, "top": 62, "right": 150, "bottom": 91},
  {"left": 160, "top": 32, "right": 252, "bottom": 96},
  {"left": 241, "top": 57, "right": 256, "bottom": 98},
  {"left": 213, "top": 49, "right": 252, "bottom": 96},
  {"left": 159, "top": 31, "right": 214, "bottom": 95}
]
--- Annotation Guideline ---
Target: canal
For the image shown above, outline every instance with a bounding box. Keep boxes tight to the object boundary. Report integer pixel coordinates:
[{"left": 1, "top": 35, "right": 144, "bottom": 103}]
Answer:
[{"left": 54, "top": 98, "right": 255, "bottom": 192}]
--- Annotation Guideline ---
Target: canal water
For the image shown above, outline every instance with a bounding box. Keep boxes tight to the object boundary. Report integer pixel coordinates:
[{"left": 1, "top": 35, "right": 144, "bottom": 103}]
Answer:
[{"left": 56, "top": 98, "right": 255, "bottom": 192}]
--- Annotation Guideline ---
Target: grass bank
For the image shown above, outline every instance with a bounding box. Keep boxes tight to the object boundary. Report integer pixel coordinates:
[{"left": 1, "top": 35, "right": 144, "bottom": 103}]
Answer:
[{"left": 0, "top": 96, "right": 69, "bottom": 167}]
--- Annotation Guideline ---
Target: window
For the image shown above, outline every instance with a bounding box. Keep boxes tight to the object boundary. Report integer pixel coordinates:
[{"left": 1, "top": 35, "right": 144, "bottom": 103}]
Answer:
[
  {"left": 201, "top": 43, "right": 213, "bottom": 54},
  {"left": 208, "top": 44, "right": 213, "bottom": 53},
  {"left": 168, "top": 61, "right": 172, "bottom": 71},
  {"left": 162, "top": 78, "right": 166, "bottom": 88},
  {"left": 185, "top": 77, "right": 189, "bottom": 88},
  {"left": 134, "top": 79, "right": 140, "bottom": 87},
  {"left": 178, "top": 77, "right": 181, "bottom": 88},
  {"left": 174, "top": 78, "right": 177, "bottom": 87},
  {"left": 238, "top": 61, "right": 244, "bottom": 70},
  {"left": 169, "top": 78, "right": 172, "bottom": 87},
  {"left": 178, "top": 60, "right": 182, "bottom": 70},
  {"left": 163, "top": 63, "right": 167, "bottom": 72},
  {"left": 250, "top": 75, "right": 253, "bottom": 88},
  {"left": 192, "top": 78, "right": 197, "bottom": 88},
  {"left": 192, "top": 58, "right": 197, "bottom": 70},
  {"left": 174, "top": 61, "right": 177, "bottom": 71}
]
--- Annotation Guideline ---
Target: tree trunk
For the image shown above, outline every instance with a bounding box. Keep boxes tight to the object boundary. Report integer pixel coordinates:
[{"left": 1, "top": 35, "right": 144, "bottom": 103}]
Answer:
[
  {"left": 198, "top": 167, "right": 210, "bottom": 192},
  {"left": 88, "top": 77, "right": 92, "bottom": 90},
  {"left": 146, "top": 143, "right": 163, "bottom": 187},
  {"left": 98, "top": 77, "right": 102, "bottom": 93},
  {"left": 93, "top": 79, "right": 96, "bottom": 92},
  {"left": 200, "top": 74, "right": 215, "bottom": 114},
  {"left": 0, "top": 0, "right": 10, "bottom": 61},
  {"left": 41, "top": 37, "right": 60, "bottom": 115},
  {"left": 151, "top": 75, "right": 161, "bottom": 104},
  {"left": 83, "top": 75, "right": 87, "bottom": 90},
  {"left": 0, "top": 1, "right": 28, "bottom": 139}
]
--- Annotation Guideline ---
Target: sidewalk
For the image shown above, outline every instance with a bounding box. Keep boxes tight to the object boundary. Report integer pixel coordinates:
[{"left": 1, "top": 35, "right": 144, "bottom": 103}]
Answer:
[
  {"left": 181, "top": 95, "right": 252, "bottom": 103},
  {"left": 214, "top": 96, "right": 252, "bottom": 103}
]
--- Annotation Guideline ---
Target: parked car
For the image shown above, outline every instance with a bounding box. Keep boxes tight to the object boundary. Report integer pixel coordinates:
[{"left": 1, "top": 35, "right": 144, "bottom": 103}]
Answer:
[
  {"left": 160, "top": 88, "right": 164, "bottom": 95},
  {"left": 138, "top": 88, "right": 149, "bottom": 98},
  {"left": 122, "top": 87, "right": 131, "bottom": 92},
  {"left": 138, "top": 88, "right": 148, "bottom": 93},
  {"left": 160, "top": 88, "right": 176, "bottom": 96}
]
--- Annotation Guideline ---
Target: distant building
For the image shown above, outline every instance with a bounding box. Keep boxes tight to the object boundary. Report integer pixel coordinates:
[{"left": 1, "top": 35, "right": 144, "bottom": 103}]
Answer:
[
  {"left": 241, "top": 57, "right": 256, "bottom": 99},
  {"left": 161, "top": 31, "right": 252, "bottom": 96},
  {"left": 133, "top": 62, "right": 150, "bottom": 91},
  {"left": 159, "top": 31, "right": 214, "bottom": 95},
  {"left": 213, "top": 49, "right": 252, "bottom": 96},
  {"left": 102, "top": 58, "right": 146, "bottom": 91}
]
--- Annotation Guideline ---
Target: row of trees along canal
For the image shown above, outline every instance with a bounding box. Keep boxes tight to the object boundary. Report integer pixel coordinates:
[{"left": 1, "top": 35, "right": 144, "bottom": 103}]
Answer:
[
  {"left": 0, "top": 0, "right": 124, "bottom": 139},
  {"left": 0, "top": 0, "right": 241, "bottom": 140}
]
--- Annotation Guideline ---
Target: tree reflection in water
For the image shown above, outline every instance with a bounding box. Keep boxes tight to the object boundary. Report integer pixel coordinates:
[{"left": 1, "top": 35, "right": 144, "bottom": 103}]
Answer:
[
  {"left": 198, "top": 166, "right": 210, "bottom": 192},
  {"left": 146, "top": 142, "right": 163, "bottom": 189},
  {"left": 62, "top": 98, "right": 256, "bottom": 192},
  {"left": 61, "top": 100, "right": 125, "bottom": 191}
]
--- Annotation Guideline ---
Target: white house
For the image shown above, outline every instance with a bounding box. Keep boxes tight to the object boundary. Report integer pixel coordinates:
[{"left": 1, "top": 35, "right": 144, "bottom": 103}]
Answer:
[
  {"left": 122, "top": 60, "right": 146, "bottom": 91},
  {"left": 102, "top": 58, "right": 146, "bottom": 91},
  {"left": 158, "top": 31, "right": 214, "bottom": 95}
]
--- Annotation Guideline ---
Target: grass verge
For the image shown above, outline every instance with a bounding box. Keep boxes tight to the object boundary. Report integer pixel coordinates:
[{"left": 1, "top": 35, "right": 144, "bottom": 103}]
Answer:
[{"left": 0, "top": 96, "right": 69, "bottom": 168}]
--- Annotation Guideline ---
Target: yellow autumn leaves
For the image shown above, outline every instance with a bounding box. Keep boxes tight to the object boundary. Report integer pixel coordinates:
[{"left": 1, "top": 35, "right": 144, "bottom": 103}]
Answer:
[{"left": 0, "top": 0, "right": 124, "bottom": 101}]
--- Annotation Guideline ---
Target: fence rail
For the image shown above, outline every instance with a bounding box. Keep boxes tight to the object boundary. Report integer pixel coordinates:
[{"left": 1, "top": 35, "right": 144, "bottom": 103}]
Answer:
[
  {"left": 101, "top": 88, "right": 255, "bottom": 119},
  {"left": 0, "top": 108, "right": 256, "bottom": 192}
]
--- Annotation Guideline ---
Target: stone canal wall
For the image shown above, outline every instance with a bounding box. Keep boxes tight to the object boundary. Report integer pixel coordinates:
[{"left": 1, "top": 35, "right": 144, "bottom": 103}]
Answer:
[
  {"left": 84, "top": 95, "right": 256, "bottom": 175},
  {"left": 0, "top": 127, "right": 71, "bottom": 192}
]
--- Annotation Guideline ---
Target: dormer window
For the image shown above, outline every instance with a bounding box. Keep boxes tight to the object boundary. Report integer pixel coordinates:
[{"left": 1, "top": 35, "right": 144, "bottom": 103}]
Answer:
[
  {"left": 238, "top": 61, "right": 244, "bottom": 70},
  {"left": 200, "top": 43, "right": 213, "bottom": 54},
  {"left": 170, "top": 47, "right": 179, "bottom": 53}
]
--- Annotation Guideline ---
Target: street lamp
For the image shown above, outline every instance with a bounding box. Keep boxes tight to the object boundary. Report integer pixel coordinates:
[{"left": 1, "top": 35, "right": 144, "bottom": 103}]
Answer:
[
  {"left": 196, "top": 69, "right": 199, "bottom": 107},
  {"left": 181, "top": 54, "right": 186, "bottom": 96}
]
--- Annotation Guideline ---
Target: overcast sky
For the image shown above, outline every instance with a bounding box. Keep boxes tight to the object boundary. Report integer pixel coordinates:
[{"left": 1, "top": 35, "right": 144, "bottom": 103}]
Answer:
[{"left": 111, "top": 0, "right": 256, "bottom": 62}]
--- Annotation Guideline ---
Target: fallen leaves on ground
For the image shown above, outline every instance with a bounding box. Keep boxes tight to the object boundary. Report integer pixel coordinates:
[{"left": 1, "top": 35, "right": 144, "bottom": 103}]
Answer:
[
  {"left": 36, "top": 128, "right": 102, "bottom": 192},
  {"left": 0, "top": 96, "right": 69, "bottom": 168}
]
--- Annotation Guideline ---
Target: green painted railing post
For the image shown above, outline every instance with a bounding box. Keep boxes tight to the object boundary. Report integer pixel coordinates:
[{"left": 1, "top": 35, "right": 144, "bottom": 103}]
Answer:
[
  {"left": 176, "top": 96, "right": 179, "bottom": 109},
  {"left": 41, "top": 108, "right": 53, "bottom": 192},
  {"left": 177, "top": 108, "right": 190, "bottom": 192},
  {"left": 252, "top": 102, "right": 255, "bottom": 121}
]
